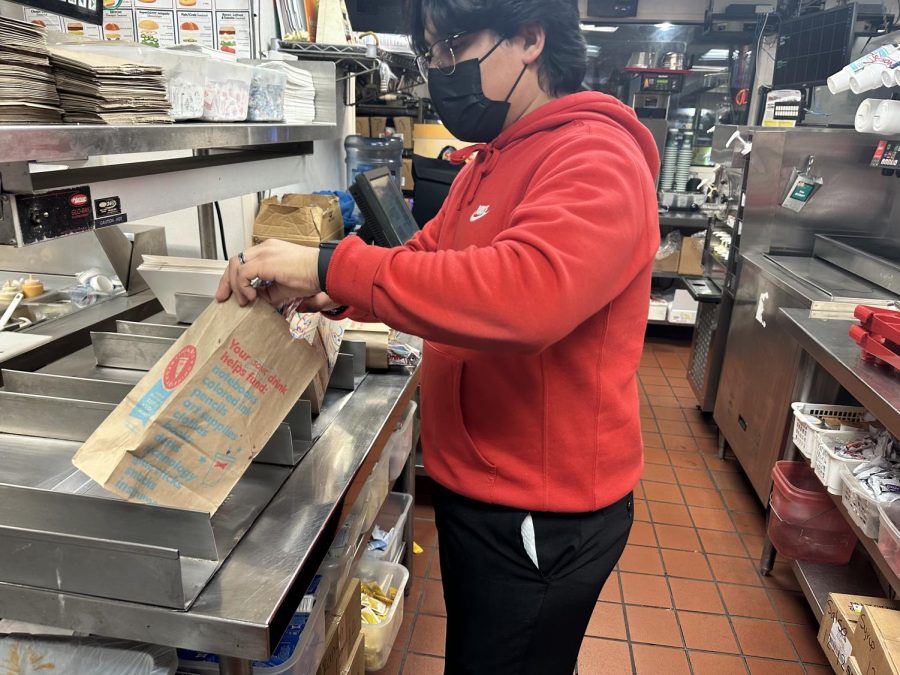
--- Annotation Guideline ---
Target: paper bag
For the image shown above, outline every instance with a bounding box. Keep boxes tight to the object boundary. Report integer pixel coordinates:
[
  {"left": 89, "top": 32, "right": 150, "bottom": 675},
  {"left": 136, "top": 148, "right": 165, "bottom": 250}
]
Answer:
[
  {"left": 289, "top": 310, "right": 346, "bottom": 414},
  {"left": 72, "top": 298, "right": 325, "bottom": 514},
  {"left": 253, "top": 194, "right": 344, "bottom": 248},
  {"left": 344, "top": 321, "right": 391, "bottom": 371}
]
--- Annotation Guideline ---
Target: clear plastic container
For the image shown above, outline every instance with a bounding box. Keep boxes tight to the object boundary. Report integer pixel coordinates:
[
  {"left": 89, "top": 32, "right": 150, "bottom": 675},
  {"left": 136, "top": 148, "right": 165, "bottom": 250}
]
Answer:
[
  {"left": 387, "top": 401, "right": 417, "bottom": 482},
  {"left": 356, "top": 559, "right": 409, "bottom": 671},
  {"left": 364, "top": 492, "right": 413, "bottom": 563},
  {"left": 345, "top": 136, "right": 404, "bottom": 189},
  {"left": 58, "top": 43, "right": 207, "bottom": 120},
  {"left": 246, "top": 66, "right": 287, "bottom": 122},
  {"left": 812, "top": 432, "right": 872, "bottom": 494},
  {"left": 319, "top": 489, "right": 370, "bottom": 610},
  {"left": 791, "top": 402, "right": 868, "bottom": 459},
  {"left": 768, "top": 461, "right": 855, "bottom": 564},
  {"left": 363, "top": 457, "right": 390, "bottom": 533},
  {"left": 841, "top": 463, "right": 881, "bottom": 539},
  {"left": 177, "top": 575, "right": 330, "bottom": 674},
  {"left": 878, "top": 501, "right": 900, "bottom": 577}
]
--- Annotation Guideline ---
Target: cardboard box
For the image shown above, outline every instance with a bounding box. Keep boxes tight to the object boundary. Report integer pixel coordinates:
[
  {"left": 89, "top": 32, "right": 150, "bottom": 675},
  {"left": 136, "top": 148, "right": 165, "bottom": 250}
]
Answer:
[
  {"left": 341, "top": 632, "right": 364, "bottom": 675},
  {"left": 393, "top": 116, "right": 413, "bottom": 150},
  {"left": 820, "top": 594, "right": 900, "bottom": 675},
  {"left": 318, "top": 577, "right": 360, "bottom": 675},
  {"left": 253, "top": 194, "right": 344, "bottom": 248},
  {"left": 668, "top": 289, "right": 698, "bottom": 325},
  {"left": 355, "top": 117, "right": 371, "bottom": 137},
  {"left": 852, "top": 606, "right": 900, "bottom": 675},
  {"left": 847, "top": 656, "right": 862, "bottom": 675},
  {"left": 370, "top": 116, "right": 388, "bottom": 139},
  {"left": 317, "top": 616, "right": 341, "bottom": 675},
  {"left": 401, "top": 158, "right": 414, "bottom": 192},
  {"left": 73, "top": 299, "right": 325, "bottom": 513},
  {"left": 678, "top": 232, "right": 705, "bottom": 276},
  {"left": 413, "top": 122, "right": 473, "bottom": 159},
  {"left": 653, "top": 246, "right": 680, "bottom": 274}
]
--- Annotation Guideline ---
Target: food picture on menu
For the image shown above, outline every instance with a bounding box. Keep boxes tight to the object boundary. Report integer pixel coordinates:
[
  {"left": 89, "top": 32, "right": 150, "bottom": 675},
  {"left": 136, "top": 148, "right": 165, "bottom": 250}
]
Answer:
[
  {"left": 180, "top": 21, "right": 201, "bottom": 43},
  {"left": 67, "top": 21, "right": 85, "bottom": 35},
  {"left": 139, "top": 19, "right": 161, "bottom": 46},
  {"left": 178, "top": 0, "right": 198, "bottom": 7},
  {"left": 105, "top": 22, "right": 123, "bottom": 39},
  {"left": 30, "top": 19, "right": 46, "bottom": 27},
  {"left": 218, "top": 25, "right": 236, "bottom": 53}
]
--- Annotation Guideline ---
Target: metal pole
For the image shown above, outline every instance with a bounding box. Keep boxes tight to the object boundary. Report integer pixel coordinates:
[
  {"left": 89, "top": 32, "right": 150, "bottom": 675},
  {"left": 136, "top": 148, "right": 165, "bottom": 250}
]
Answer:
[
  {"left": 218, "top": 656, "right": 253, "bottom": 675},
  {"left": 194, "top": 149, "right": 219, "bottom": 260}
]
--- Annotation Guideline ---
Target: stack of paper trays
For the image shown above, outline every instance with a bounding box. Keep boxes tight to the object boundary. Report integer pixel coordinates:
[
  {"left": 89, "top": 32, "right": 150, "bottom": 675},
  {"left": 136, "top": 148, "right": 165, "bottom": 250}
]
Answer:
[
  {"left": 261, "top": 62, "right": 316, "bottom": 124},
  {"left": 49, "top": 47, "right": 173, "bottom": 124},
  {"left": 0, "top": 17, "right": 62, "bottom": 123},
  {"left": 138, "top": 255, "right": 228, "bottom": 315}
]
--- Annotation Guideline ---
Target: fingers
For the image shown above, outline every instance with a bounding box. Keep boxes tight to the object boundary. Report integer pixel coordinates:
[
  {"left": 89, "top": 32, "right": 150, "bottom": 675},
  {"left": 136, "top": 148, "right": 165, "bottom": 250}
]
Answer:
[
  {"left": 297, "top": 293, "right": 339, "bottom": 313},
  {"left": 259, "top": 284, "right": 296, "bottom": 307}
]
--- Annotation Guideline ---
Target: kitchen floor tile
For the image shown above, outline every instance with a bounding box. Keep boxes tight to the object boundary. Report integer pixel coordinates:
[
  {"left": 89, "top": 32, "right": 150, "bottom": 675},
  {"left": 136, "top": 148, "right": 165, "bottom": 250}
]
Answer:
[
  {"left": 707, "top": 555, "right": 763, "bottom": 586},
  {"left": 669, "top": 578, "right": 725, "bottom": 614},
  {"left": 690, "top": 506, "right": 736, "bottom": 531},
  {"left": 668, "top": 451, "right": 706, "bottom": 469},
  {"left": 682, "top": 486, "right": 726, "bottom": 508},
  {"left": 642, "top": 463, "right": 677, "bottom": 484},
  {"left": 628, "top": 521, "right": 658, "bottom": 547},
  {"left": 599, "top": 571, "right": 621, "bottom": 602},
  {"left": 655, "top": 524, "right": 702, "bottom": 551},
  {"left": 745, "top": 658, "right": 805, "bottom": 675},
  {"left": 586, "top": 601, "right": 628, "bottom": 640},
  {"left": 732, "top": 618, "right": 797, "bottom": 660},
  {"left": 420, "top": 578, "right": 446, "bottom": 616},
  {"left": 643, "top": 448, "right": 670, "bottom": 465},
  {"left": 632, "top": 644, "right": 691, "bottom": 675},
  {"left": 719, "top": 584, "right": 778, "bottom": 620},
  {"left": 633, "top": 499, "right": 651, "bottom": 523},
  {"left": 415, "top": 519, "right": 438, "bottom": 548},
  {"left": 784, "top": 623, "right": 827, "bottom": 665},
  {"left": 648, "top": 501, "right": 692, "bottom": 527},
  {"left": 578, "top": 638, "right": 632, "bottom": 675},
  {"left": 625, "top": 606, "right": 683, "bottom": 647},
  {"left": 621, "top": 572, "right": 672, "bottom": 608},
  {"left": 732, "top": 511, "right": 767, "bottom": 536},
  {"left": 678, "top": 611, "right": 739, "bottom": 653},
  {"left": 664, "top": 435, "right": 700, "bottom": 453},
  {"left": 721, "top": 489, "right": 763, "bottom": 514},
  {"left": 371, "top": 649, "right": 403, "bottom": 675},
  {"left": 689, "top": 651, "right": 748, "bottom": 674},
  {"left": 402, "top": 653, "right": 444, "bottom": 675},
  {"left": 699, "top": 529, "right": 749, "bottom": 557},
  {"left": 761, "top": 564, "right": 802, "bottom": 593},
  {"left": 618, "top": 545, "right": 665, "bottom": 575},
  {"left": 661, "top": 549, "right": 713, "bottom": 580},
  {"left": 653, "top": 407, "right": 686, "bottom": 422},
  {"left": 642, "top": 481, "right": 684, "bottom": 504},
  {"left": 642, "top": 432, "right": 664, "bottom": 449},
  {"left": 769, "top": 590, "right": 816, "bottom": 626},
  {"left": 674, "top": 466, "right": 716, "bottom": 489},
  {"left": 409, "top": 614, "right": 447, "bottom": 657},
  {"left": 658, "top": 419, "right": 693, "bottom": 436}
]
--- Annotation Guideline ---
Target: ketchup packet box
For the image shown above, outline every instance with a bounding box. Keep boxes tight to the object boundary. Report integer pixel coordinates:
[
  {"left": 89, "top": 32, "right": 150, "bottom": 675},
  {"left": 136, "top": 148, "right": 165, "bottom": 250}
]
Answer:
[{"left": 73, "top": 297, "right": 324, "bottom": 513}]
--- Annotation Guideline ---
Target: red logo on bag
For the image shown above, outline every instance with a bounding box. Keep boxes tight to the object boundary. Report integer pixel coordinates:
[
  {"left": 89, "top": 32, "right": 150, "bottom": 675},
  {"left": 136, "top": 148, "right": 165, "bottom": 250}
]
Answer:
[
  {"left": 163, "top": 345, "right": 197, "bottom": 390},
  {"left": 69, "top": 193, "right": 88, "bottom": 207}
]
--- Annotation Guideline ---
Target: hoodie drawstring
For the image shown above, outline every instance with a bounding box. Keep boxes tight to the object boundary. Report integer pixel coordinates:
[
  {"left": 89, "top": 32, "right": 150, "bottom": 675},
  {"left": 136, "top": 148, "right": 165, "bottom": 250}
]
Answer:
[{"left": 449, "top": 144, "right": 502, "bottom": 210}]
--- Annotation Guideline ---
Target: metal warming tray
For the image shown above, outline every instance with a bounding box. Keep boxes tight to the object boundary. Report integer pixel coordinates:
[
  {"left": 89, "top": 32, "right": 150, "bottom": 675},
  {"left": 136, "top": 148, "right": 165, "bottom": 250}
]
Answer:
[
  {"left": 814, "top": 235, "right": 900, "bottom": 298},
  {"left": 0, "top": 296, "right": 323, "bottom": 611}
]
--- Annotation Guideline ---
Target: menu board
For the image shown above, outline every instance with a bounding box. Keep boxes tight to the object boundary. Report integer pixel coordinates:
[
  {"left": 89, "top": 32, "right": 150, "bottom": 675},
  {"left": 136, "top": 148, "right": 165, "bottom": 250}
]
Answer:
[
  {"left": 13, "top": 0, "right": 102, "bottom": 26},
  {"left": 21, "top": 0, "right": 255, "bottom": 57}
]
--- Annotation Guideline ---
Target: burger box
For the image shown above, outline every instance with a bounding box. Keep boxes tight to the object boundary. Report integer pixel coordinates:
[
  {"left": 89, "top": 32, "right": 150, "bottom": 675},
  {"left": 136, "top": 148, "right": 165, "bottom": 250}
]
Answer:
[
  {"left": 851, "top": 606, "right": 900, "bottom": 675},
  {"left": 819, "top": 594, "right": 900, "bottom": 675},
  {"left": 343, "top": 322, "right": 390, "bottom": 371},
  {"left": 252, "top": 194, "right": 344, "bottom": 248}
]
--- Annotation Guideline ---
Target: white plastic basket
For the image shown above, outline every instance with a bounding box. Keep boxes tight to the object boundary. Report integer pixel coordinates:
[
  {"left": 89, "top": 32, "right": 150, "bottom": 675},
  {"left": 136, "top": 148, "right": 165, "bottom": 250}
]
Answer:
[
  {"left": 840, "top": 463, "right": 881, "bottom": 538},
  {"left": 812, "top": 432, "right": 871, "bottom": 494},
  {"left": 356, "top": 560, "right": 409, "bottom": 671},
  {"left": 387, "top": 401, "right": 417, "bottom": 482},
  {"left": 791, "top": 402, "right": 867, "bottom": 459},
  {"left": 363, "top": 492, "right": 413, "bottom": 563}
]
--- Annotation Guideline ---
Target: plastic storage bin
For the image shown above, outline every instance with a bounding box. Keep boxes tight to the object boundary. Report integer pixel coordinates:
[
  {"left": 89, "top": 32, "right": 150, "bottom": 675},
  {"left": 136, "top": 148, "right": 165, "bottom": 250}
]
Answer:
[
  {"left": 841, "top": 463, "right": 881, "bottom": 539},
  {"left": 363, "top": 457, "right": 390, "bottom": 533},
  {"left": 387, "top": 401, "right": 417, "bottom": 482},
  {"left": 768, "top": 461, "right": 855, "bottom": 564},
  {"left": 178, "top": 575, "right": 330, "bottom": 674},
  {"left": 878, "top": 501, "right": 900, "bottom": 577},
  {"left": 320, "top": 490, "right": 370, "bottom": 610},
  {"left": 364, "top": 492, "right": 413, "bottom": 563},
  {"left": 356, "top": 559, "right": 409, "bottom": 671},
  {"left": 791, "top": 402, "right": 867, "bottom": 459},
  {"left": 812, "top": 431, "right": 872, "bottom": 494},
  {"left": 246, "top": 66, "right": 286, "bottom": 121}
]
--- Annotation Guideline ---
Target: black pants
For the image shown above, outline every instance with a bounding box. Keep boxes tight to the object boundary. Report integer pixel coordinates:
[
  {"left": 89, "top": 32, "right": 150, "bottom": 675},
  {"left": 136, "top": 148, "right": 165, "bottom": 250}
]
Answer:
[{"left": 432, "top": 484, "right": 633, "bottom": 675}]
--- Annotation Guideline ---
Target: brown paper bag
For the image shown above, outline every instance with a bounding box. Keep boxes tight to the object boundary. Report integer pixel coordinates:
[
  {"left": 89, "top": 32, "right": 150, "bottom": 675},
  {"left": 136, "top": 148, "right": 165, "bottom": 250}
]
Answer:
[
  {"left": 344, "top": 321, "right": 391, "bottom": 371},
  {"left": 253, "top": 194, "right": 344, "bottom": 248},
  {"left": 72, "top": 298, "right": 325, "bottom": 514},
  {"left": 293, "top": 312, "right": 346, "bottom": 414}
]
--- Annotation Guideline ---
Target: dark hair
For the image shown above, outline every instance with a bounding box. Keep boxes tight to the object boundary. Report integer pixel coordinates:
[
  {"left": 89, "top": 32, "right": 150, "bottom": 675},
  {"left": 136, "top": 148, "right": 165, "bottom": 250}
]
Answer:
[{"left": 407, "top": 0, "right": 587, "bottom": 97}]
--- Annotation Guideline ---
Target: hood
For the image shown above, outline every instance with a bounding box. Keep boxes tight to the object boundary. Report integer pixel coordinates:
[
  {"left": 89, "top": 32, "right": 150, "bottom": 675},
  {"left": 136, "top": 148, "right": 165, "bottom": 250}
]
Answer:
[{"left": 450, "top": 91, "right": 661, "bottom": 208}]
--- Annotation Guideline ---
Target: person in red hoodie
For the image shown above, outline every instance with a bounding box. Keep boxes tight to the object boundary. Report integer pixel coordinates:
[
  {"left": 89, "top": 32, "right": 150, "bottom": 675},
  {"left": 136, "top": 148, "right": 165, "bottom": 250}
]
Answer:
[{"left": 217, "top": 0, "right": 660, "bottom": 671}]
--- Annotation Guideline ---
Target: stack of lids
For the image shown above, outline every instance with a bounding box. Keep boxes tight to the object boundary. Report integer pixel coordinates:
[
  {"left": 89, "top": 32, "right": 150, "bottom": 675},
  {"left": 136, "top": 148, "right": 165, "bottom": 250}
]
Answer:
[
  {"left": 49, "top": 47, "right": 173, "bottom": 124},
  {"left": 0, "top": 17, "right": 62, "bottom": 123},
  {"left": 261, "top": 62, "right": 316, "bottom": 124}
]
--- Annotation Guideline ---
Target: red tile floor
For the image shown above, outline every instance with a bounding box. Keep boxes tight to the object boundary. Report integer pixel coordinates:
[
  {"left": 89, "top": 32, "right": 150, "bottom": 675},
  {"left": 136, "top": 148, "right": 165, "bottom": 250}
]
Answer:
[{"left": 373, "top": 337, "right": 827, "bottom": 675}]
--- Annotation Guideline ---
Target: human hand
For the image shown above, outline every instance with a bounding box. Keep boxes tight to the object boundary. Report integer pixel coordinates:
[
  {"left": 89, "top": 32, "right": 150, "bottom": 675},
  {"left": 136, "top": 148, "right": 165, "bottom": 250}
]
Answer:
[
  {"left": 296, "top": 293, "right": 341, "bottom": 313},
  {"left": 215, "top": 239, "right": 320, "bottom": 307}
]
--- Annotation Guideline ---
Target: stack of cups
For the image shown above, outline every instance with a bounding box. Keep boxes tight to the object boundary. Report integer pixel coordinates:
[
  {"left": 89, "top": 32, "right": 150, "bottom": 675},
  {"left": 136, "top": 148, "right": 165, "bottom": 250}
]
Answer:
[
  {"left": 873, "top": 100, "right": 900, "bottom": 135},
  {"left": 674, "top": 132, "right": 693, "bottom": 192},
  {"left": 882, "top": 66, "right": 900, "bottom": 88},
  {"left": 856, "top": 98, "right": 880, "bottom": 133},
  {"left": 659, "top": 132, "right": 679, "bottom": 192}
]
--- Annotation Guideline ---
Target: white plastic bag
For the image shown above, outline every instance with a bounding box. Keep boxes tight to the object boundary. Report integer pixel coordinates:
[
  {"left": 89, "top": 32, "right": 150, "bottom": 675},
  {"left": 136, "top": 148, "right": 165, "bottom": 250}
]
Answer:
[{"left": 0, "top": 636, "right": 176, "bottom": 675}]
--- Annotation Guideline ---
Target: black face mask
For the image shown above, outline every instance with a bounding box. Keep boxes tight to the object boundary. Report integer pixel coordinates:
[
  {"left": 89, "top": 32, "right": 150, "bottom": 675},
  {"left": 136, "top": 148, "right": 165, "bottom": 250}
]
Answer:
[{"left": 428, "top": 38, "right": 529, "bottom": 144}]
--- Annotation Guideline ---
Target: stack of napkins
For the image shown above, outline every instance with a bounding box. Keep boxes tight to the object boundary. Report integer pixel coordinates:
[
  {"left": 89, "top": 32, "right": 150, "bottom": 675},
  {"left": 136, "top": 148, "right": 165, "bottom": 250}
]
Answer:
[
  {"left": 138, "top": 255, "right": 227, "bottom": 315},
  {"left": 261, "top": 62, "right": 316, "bottom": 124},
  {"left": 49, "top": 47, "right": 173, "bottom": 124},
  {"left": 0, "top": 17, "right": 62, "bottom": 123}
]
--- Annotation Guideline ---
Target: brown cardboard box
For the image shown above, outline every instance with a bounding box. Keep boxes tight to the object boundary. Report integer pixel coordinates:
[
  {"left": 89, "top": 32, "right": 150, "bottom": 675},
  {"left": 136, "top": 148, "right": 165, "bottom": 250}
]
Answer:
[
  {"left": 341, "top": 632, "right": 364, "bottom": 675},
  {"left": 653, "top": 246, "right": 680, "bottom": 274},
  {"left": 253, "top": 194, "right": 344, "bottom": 248},
  {"left": 393, "top": 116, "right": 413, "bottom": 149},
  {"left": 355, "top": 117, "right": 371, "bottom": 137},
  {"left": 317, "top": 616, "right": 341, "bottom": 675},
  {"left": 72, "top": 299, "right": 325, "bottom": 513},
  {"left": 318, "top": 577, "right": 360, "bottom": 675},
  {"left": 678, "top": 232, "right": 705, "bottom": 276},
  {"left": 847, "top": 656, "right": 862, "bottom": 675},
  {"left": 852, "top": 606, "right": 900, "bottom": 675},
  {"left": 820, "top": 594, "right": 900, "bottom": 675},
  {"left": 370, "top": 116, "right": 388, "bottom": 139},
  {"left": 401, "top": 158, "right": 414, "bottom": 192}
]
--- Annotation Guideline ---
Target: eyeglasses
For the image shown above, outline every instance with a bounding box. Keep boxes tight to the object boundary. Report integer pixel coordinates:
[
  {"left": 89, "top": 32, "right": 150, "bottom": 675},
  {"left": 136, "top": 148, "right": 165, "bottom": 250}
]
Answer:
[{"left": 416, "top": 31, "right": 471, "bottom": 80}]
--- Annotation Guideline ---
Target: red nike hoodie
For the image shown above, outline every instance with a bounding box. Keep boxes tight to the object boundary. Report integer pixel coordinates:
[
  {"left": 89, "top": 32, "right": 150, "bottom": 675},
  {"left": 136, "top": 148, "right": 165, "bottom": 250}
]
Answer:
[{"left": 328, "top": 91, "right": 660, "bottom": 512}]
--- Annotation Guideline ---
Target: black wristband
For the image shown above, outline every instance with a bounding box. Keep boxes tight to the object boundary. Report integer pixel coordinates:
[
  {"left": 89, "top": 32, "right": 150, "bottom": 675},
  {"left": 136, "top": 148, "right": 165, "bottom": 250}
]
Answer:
[{"left": 318, "top": 241, "right": 340, "bottom": 294}]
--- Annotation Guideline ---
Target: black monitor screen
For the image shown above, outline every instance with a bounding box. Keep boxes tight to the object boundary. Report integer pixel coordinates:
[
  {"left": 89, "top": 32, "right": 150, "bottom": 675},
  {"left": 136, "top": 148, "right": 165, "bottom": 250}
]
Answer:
[{"left": 350, "top": 167, "right": 420, "bottom": 248}]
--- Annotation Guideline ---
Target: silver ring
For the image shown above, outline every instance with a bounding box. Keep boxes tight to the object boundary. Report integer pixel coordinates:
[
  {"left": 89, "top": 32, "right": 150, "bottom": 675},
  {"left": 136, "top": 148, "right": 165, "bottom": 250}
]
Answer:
[
  {"left": 249, "top": 277, "right": 273, "bottom": 289},
  {"left": 238, "top": 251, "right": 246, "bottom": 265}
]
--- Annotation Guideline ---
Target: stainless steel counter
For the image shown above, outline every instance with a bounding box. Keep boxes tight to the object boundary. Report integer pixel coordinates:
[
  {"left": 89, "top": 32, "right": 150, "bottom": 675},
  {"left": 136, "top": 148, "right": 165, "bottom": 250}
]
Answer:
[
  {"left": 0, "top": 361, "right": 419, "bottom": 661},
  {"left": 780, "top": 308, "right": 900, "bottom": 440}
]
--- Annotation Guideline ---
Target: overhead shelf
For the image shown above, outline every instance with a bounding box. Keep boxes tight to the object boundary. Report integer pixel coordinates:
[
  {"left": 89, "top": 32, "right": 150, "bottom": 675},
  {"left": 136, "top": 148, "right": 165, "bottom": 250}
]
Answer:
[
  {"left": 0, "top": 123, "right": 339, "bottom": 163},
  {"left": 624, "top": 67, "right": 697, "bottom": 75},
  {"left": 658, "top": 212, "right": 710, "bottom": 229}
]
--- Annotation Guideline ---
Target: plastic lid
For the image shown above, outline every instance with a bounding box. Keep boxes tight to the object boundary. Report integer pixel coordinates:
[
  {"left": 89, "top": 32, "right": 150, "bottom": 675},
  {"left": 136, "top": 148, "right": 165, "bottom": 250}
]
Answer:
[
  {"left": 827, "top": 69, "right": 851, "bottom": 94},
  {"left": 850, "top": 66, "right": 885, "bottom": 94}
]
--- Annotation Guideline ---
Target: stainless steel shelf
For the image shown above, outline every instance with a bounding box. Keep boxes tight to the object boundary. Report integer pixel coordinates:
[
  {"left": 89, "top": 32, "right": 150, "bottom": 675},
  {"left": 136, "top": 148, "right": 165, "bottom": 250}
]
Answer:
[
  {"left": 648, "top": 318, "right": 695, "bottom": 327},
  {"left": 0, "top": 122, "right": 339, "bottom": 163},
  {"left": 792, "top": 555, "right": 883, "bottom": 621},
  {"left": 658, "top": 212, "right": 710, "bottom": 229}
]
